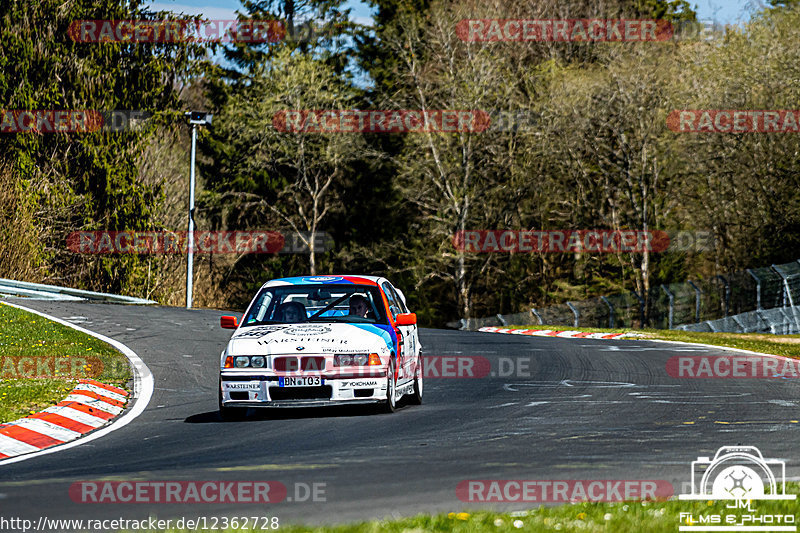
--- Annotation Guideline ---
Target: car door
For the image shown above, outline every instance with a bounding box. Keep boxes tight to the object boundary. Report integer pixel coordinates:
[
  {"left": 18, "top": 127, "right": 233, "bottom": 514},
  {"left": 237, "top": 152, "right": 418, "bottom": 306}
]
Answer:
[{"left": 382, "top": 281, "right": 416, "bottom": 384}]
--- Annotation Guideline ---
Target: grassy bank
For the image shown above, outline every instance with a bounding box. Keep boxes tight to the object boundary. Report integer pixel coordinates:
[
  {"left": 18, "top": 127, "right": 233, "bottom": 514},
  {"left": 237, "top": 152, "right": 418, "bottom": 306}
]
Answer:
[
  {"left": 0, "top": 302, "right": 131, "bottom": 422},
  {"left": 129, "top": 482, "right": 800, "bottom": 532}
]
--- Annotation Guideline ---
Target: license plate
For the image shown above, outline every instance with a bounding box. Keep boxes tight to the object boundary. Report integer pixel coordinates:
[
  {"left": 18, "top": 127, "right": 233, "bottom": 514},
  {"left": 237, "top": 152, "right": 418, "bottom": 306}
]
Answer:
[{"left": 279, "top": 376, "right": 323, "bottom": 387}]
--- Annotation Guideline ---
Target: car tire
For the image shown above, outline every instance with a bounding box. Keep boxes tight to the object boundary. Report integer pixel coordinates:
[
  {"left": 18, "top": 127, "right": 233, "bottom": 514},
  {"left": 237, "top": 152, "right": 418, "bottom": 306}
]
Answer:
[
  {"left": 218, "top": 385, "right": 247, "bottom": 421},
  {"left": 409, "top": 364, "right": 423, "bottom": 405},
  {"left": 381, "top": 360, "right": 397, "bottom": 413}
]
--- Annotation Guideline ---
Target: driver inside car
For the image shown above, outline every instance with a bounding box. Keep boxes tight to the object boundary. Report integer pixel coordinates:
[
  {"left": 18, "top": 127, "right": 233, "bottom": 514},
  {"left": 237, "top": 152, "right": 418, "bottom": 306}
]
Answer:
[
  {"left": 348, "top": 294, "right": 370, "bottom": 318},
  {"left": 277, "top": 301, "right": 307, "bottom": 322}
]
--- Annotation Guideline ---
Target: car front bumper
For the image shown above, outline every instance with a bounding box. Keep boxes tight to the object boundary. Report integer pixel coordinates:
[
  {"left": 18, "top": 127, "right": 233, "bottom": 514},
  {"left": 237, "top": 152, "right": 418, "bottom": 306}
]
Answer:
[{"left": 219, "top": 371, "right": 388, "bottom": 407}]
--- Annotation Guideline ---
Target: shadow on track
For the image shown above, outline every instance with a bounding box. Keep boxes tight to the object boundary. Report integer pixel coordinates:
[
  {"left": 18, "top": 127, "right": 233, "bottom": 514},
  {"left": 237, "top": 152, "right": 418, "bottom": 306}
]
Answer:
[{"left": 184, "top": 403, "right": 410, "bottom": 423}]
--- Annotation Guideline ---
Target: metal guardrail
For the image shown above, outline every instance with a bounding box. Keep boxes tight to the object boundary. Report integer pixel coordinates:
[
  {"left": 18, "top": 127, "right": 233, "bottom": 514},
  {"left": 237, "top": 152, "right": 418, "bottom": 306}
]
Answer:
[
  {"left": 0, "top": 279, "right": 156, "bottom": 304},
  {"left": 458, "top": 259, "right": 800, "bottom": 334}
]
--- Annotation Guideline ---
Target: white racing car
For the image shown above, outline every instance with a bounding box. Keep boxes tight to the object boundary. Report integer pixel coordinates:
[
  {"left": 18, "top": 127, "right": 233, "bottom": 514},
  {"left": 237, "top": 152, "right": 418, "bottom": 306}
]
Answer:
[{"left": 218, "top": 275, "right": 422, "bottom": 418}]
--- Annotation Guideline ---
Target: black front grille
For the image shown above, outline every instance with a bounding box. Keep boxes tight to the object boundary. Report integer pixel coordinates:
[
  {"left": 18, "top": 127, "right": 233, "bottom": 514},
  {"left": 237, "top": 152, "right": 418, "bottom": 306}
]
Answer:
[
  {"left": 301, "top": 357, "right": 325, "bottom": 371},
  {"left": 269, "top": 385, "right": 332, "bottom": 401},
  {"left": 230, "top": 392, "right": 249, "bottom": 400},
  {"left": 274, "top": 357, "right": 299, "bottom": 371},
  {"left": 354, "top": 389, "right": 374, "bottom": 398}
]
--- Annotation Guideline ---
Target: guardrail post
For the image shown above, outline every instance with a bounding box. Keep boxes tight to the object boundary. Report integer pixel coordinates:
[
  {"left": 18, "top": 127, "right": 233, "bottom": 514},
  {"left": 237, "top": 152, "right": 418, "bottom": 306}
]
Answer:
[
  {"left": 600, "top": 296, "right": 615, "bottom": 328},
  {"left": 566, "top": 302, "right": 579, "bottom": 328},
  {"left": 530, "top": 308, "right": 543, "bottom": 325},
  {"left": 747, "top": 269, "right": 762, "bottom": 310},
  {"left": 687, "top": 281, "right": 701, "bottom": 323},
  {"left": 661, "top": 285, "right": 674, "bottom": 329}
]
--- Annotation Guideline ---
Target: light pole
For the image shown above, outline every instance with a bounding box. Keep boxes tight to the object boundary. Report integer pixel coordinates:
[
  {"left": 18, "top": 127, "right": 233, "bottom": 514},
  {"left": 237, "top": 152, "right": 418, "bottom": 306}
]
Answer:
[{"left": 185, "top": 111, "right": 212, "bottom": 309}]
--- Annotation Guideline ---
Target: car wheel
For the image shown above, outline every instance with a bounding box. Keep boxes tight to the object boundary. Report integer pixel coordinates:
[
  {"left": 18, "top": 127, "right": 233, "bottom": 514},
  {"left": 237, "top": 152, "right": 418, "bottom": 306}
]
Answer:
[
  {"left": 381, "top": 360, "right": 397, "bottom": 413},
  {"left": 218, "top": 385, "right": 247, "bottom": 421},
  {"left": 409, "top": 364, "right": 423, "bottom": 405}
]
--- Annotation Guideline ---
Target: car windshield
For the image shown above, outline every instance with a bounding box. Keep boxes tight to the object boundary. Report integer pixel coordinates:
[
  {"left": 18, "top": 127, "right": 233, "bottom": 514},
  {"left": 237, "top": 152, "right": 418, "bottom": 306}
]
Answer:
[{"left": 241, "top": 284, "right": 388, "bottom": 326}]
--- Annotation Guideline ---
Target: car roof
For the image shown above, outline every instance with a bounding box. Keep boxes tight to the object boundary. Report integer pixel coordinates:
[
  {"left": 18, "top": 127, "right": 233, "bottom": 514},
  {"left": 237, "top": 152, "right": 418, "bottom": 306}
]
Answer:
[{"left": 262, "top": 275, "right": 386, "bottom": 289}]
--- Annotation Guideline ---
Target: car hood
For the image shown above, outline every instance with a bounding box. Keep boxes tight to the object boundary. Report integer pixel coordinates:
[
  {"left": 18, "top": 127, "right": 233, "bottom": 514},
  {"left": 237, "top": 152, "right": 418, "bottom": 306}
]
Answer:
[{"left": 226, "top": 322, "right": 395, "bottom": 356}]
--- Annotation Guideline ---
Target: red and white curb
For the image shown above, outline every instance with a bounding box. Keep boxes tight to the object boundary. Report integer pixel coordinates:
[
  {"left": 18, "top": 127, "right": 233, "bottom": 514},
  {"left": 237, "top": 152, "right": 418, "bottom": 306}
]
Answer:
[
  {"left": 0, "top": 302, "right": 153, "bottom": 466},
  {"left": 478, "top": 326, "right": 641, "bottom": 340},
  {"left": 0, "top": 379, "right": 128, "bottom": 459}
]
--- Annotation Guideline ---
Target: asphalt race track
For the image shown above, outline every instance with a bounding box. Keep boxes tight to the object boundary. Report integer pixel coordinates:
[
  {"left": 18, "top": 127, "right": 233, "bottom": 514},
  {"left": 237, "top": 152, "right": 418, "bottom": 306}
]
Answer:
[{"left": 2, "top": 301, "right": 799, "bottom": 527}]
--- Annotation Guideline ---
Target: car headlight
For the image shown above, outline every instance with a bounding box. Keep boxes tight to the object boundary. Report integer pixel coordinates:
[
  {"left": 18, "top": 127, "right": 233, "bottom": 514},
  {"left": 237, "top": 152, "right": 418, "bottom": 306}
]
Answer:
[
  {"left": 334, "top": 354, "right": 375, "bottom": 367},
  {"left": 234, "top": 356, "right": 250, "bottom": 368},
  {"left": 250, "top": 356, "right": 266, "bottom": 368}
]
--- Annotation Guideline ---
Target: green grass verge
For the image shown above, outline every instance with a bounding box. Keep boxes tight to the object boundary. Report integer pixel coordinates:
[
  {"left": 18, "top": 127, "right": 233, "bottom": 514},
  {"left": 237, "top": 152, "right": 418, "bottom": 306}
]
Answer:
[
  {"left": 0, "top": 302, "right": 131, "bottom": 423},
  {"left": 503, "top": 324, "right": 800, "bottom": 360},
  {"left": 124, "top": 482, "right": 800, "bottom": 532}
]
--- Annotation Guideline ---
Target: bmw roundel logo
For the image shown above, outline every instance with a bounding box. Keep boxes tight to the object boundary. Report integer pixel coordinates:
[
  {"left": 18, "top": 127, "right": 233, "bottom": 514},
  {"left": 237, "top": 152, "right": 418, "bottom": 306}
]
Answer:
[{"left": 296, "top": 346, "right": 305, "bottom": 351}]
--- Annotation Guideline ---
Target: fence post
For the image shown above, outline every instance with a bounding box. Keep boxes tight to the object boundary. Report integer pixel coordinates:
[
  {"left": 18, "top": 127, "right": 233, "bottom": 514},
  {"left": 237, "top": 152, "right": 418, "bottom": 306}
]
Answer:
[
  {"left": 661, "top": 285, "right": 674, "bottom": 329},
  {"left": 632, "top": 290, "right": 645, "bottom": 327},
  {"left": 771, "top": 265, "right": 789, "bottom": 308},
  {"left": 771, "top": 264, "right": 799, "bottom": 309},
  {"left": 687, "top": 281, "right": 701, "bottom": 323},
  {"left": 530, "top": 308, "right": 543, "bottom": 325},
  {"left": 566, "top": 302, "right": 579, "bottom": 328},
  {"left": 772, "top": 263, "right": 800, "bottom": 332},
  {"left": 601, "top": 296, "right": 615, "bottom": 328},
  {"left": 747, "top": 269, "right": 762, "bottom": 310}
]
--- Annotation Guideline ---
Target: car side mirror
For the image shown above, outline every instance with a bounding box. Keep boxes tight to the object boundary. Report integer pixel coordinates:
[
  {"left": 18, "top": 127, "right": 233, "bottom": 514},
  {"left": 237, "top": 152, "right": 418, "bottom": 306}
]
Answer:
[
  {"left": 220, "top": 316, "right": 239, "bottom": 329},
  {"left": 395, "top": 313, "right": 417, "bottom": 326}
]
